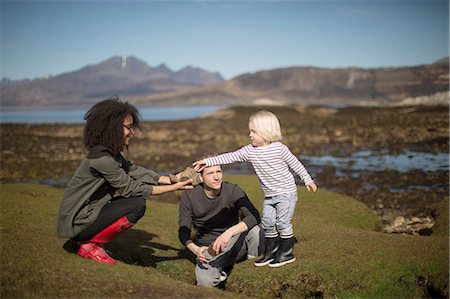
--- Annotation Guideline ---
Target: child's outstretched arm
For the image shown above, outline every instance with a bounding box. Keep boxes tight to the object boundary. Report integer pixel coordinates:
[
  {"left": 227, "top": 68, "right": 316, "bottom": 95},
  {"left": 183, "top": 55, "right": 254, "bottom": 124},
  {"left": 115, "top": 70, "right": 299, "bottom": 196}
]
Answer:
[{"left": 193, "top": 147, "right": 250, "bottom": 172}]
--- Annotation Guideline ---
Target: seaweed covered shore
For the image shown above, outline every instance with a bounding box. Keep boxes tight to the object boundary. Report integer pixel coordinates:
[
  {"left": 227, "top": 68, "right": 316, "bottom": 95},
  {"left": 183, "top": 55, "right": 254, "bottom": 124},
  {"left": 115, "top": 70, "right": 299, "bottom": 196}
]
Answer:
[{"left": 1, "top": 105, "right": 448, "bottom": 233}]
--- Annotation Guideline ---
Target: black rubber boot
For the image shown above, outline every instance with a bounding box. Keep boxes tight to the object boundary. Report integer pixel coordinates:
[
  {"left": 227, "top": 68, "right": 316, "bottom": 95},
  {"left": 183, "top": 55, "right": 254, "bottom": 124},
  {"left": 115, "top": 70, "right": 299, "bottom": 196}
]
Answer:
[
  {"left": 268, "top": 237, "right": 296, "bottom": 268},
  {"left": 254, "top": 236, "right": 279, "bottom": 267}
]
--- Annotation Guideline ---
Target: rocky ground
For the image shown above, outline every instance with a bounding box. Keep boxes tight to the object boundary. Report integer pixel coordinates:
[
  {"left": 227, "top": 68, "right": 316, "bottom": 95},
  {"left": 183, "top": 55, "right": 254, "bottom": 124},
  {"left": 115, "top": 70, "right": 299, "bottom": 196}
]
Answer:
[{"left": 1, "top": 105, "right": 448, "bottom": 234}]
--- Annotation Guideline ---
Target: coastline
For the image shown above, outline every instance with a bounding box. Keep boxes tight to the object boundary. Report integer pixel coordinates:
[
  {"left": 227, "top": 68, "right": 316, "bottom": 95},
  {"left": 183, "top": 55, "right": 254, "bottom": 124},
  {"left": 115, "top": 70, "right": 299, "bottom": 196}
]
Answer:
[{"left": 1, "top": 104, "right": 448, "bottom": 234}]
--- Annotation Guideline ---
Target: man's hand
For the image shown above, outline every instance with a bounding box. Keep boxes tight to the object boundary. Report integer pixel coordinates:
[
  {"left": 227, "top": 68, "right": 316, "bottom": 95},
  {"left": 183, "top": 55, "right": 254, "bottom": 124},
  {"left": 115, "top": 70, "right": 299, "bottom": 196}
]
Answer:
[
  {"left": 306, "top": 181, "right": 318, "bottom": 192},
  {"left": 186, "top": 242, "right": 209, "bottom": 264},
  {"left": 212, "top": 231, "right": 232, "bottom": 255},
  {"left": 192, "top": 160, "right": 207, "bottom": 172},
  {"left": 195, "top": 246, "right": 209, "bottom": 264}
]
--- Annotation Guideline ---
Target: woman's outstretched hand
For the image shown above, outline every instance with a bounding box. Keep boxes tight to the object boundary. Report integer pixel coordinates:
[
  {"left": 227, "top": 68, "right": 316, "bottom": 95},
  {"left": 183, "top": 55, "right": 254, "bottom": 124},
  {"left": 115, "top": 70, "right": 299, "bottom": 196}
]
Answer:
[
  {"left": 151, "top": 179, "right": 193, "bottom": 195},
  {"left": 175, "top": 179, "right": 194, "bottom": 190}
]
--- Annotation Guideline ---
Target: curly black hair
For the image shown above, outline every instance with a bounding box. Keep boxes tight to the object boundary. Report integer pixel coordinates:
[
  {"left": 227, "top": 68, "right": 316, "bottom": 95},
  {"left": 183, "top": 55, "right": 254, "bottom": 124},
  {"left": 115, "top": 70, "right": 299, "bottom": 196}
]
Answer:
[{"left": 83, "top": 97, "right": 141, "bottom": 156}]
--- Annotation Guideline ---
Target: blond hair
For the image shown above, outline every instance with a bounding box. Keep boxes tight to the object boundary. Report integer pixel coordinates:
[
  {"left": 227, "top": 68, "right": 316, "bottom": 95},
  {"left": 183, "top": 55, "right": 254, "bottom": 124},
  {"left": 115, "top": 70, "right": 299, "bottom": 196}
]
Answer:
[{"left": 249, "top": 110, "right": 282, "bottom": 142}]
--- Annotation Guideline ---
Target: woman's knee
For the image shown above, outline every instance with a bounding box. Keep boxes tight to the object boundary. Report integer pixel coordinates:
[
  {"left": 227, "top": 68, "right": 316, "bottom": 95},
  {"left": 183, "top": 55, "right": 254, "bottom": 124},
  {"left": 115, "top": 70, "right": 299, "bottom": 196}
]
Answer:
[{"left": 127, "top": 197, "right": 146, "bottom": 223}]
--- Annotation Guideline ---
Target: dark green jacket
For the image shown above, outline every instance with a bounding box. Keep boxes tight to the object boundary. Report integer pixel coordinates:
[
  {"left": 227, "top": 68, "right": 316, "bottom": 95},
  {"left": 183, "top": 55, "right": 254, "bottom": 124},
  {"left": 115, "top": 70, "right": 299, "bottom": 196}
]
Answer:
[{"left": 57, "top": 145, "right": 160, "bottom": 238}]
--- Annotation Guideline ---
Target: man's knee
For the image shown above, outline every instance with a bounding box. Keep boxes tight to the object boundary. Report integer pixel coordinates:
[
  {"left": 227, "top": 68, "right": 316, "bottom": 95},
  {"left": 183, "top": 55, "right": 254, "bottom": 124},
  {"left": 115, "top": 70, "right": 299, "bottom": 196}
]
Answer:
[
  {"left": 196, "top": 275, "right": 220, "bottom": 287},
  {"left": 195, "top": 265, "right": 221, "bottom": 287}
]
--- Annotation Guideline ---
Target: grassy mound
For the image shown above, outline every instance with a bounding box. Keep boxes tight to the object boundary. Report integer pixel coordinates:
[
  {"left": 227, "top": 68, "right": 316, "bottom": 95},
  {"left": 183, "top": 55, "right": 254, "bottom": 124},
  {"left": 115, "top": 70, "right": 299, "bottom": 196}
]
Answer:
[{"left": 1, "top": 174, "right": 448, "bottom": 298}]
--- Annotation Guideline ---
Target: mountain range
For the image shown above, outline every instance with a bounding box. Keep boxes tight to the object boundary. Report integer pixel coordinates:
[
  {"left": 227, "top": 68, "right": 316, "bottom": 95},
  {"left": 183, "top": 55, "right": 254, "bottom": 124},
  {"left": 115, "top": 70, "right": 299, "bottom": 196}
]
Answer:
[
  {"left": 0, "top": 56, "right": 224, "bottom": 107},
  {"left": 1, "top": 56, "right": 448, "bottom": 107},
  {"left": 128, "top": 57, "right": 449, "bottom": 107}
]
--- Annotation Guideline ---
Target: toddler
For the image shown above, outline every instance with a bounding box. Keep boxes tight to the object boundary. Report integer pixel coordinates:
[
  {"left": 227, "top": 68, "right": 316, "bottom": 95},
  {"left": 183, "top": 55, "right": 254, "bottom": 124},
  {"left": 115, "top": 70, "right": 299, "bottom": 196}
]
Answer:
[{"left": 193, "top": 110, "right": 317, "bottom": 268}]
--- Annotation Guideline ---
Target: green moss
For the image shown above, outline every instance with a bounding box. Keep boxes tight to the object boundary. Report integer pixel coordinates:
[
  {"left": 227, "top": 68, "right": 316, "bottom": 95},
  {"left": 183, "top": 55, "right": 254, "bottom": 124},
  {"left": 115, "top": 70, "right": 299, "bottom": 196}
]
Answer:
[
  {"left": 1, "top": 178, "right": 448, "bottom": 298},
  {"left": 226, "top": 174, "right": 380, "bottom": 230},
  {"left": 433, "top": 196, "right": 449, "bottom": 236},
  {"left": 0, "top": 183, "right": 234, "bottom": 299}
]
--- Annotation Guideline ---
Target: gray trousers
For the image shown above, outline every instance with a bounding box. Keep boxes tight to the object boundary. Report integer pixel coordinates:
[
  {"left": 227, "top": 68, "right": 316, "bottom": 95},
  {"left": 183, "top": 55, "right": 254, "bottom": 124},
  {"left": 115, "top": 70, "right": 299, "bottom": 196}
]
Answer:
[
  {"left": 261, "top": 191, "right": 298, "bottom": 238},
  {"left": 195, "top": 225, "right": 263, "bottom": 287}
]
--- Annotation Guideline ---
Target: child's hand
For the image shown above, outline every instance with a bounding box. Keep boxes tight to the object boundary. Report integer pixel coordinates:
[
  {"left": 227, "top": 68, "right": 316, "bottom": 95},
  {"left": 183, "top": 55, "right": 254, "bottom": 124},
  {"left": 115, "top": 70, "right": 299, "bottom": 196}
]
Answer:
[
  {"left": 306, "top": 181, "right": 317, "bottom": 192},
  {"left": 193, "top": 160, "right": 206, "bottom": 172}
]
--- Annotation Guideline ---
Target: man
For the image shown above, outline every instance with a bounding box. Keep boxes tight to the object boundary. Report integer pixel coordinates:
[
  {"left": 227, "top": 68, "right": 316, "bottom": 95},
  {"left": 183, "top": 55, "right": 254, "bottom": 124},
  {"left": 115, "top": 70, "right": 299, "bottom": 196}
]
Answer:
[{"left": 178, "top": 165, "right": 262, "bottom": 287}]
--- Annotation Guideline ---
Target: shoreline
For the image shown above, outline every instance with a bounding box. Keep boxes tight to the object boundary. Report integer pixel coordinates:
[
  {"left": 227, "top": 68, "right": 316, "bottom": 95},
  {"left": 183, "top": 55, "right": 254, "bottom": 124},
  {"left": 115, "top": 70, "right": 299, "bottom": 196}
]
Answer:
[{"left": 1, "top": 104, "right": 448, "bottom": 234}]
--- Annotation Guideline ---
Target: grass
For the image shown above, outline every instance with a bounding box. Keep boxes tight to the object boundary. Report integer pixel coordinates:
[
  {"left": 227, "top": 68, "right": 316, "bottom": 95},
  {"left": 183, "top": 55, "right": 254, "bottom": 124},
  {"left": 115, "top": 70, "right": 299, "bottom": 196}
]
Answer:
[{"left": 1, "top": 174, "right": 448, "bottom": 298}]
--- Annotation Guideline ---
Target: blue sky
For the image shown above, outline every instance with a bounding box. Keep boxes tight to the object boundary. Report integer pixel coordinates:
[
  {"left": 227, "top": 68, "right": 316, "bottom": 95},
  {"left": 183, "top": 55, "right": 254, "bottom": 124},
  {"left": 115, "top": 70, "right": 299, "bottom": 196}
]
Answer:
[{"left": 1, "top": 0, "right": 449, "bottom": 80}]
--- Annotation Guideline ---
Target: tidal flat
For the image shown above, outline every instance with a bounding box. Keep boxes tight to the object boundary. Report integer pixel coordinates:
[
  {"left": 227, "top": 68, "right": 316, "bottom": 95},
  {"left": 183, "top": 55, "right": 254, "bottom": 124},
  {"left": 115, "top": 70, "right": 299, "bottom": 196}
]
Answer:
[{"left": 1, "top": 105, "right": 448, "bottom": 232}]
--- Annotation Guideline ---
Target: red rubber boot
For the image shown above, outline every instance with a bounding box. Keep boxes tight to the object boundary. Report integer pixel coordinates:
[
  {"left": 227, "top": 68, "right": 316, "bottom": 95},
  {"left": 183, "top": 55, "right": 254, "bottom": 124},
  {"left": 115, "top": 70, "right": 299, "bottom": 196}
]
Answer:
[{"left": 78, "top": 215, "right": 135, "bottom": 265}]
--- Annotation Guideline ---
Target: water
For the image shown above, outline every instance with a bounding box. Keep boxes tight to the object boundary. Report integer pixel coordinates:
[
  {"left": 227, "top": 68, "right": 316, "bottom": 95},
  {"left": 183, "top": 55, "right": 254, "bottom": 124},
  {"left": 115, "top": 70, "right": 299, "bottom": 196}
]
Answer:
[
  {"left": 226, "top": 149, "right": 448, "bottom": 193},
  {"left": 301, "top": 150, "right": 449, "bottom": 173},
  {"left": 0, "top": 105, "right": 225, "bottom": 124},
  {"left": 228, "top": 150, "right": 448, "bottom": 175}
]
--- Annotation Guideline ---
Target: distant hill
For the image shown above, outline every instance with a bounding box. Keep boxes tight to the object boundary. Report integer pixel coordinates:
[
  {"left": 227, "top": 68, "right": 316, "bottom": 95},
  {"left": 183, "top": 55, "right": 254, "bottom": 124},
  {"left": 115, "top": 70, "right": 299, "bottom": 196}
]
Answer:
[
  {"left": 129, "top": 57, "right": 449, "bottom": 107},
  {"left": 0, "top": 56, "right": 224, "bottom": 107},
  {"left": 1, "top": 56, "right": 448, "bottom": 107}
]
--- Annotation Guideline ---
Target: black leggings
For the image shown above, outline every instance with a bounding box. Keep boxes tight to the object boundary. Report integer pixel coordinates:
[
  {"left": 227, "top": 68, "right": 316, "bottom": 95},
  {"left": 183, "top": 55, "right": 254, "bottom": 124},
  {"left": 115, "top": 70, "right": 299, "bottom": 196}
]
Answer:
[{"left": 78, "top": 196, "right": 146, "bottom": 242}]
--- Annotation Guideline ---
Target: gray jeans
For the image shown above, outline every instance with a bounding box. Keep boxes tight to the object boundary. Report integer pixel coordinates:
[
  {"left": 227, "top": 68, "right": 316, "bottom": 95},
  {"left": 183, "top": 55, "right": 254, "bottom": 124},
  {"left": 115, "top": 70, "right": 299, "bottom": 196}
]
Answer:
[
  {"left": 195, "top": 225, "right": 262, "bottom": 287},
  {"left": 261, "top": 192, "right": 298, "bottom": 238}
]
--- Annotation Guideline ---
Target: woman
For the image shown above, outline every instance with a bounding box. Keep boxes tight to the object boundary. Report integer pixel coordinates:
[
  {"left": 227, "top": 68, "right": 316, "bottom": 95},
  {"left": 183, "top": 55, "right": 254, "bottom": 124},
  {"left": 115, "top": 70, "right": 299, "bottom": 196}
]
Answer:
[{"left": 57, "top": 97, "right": 192, "bottom": 265}]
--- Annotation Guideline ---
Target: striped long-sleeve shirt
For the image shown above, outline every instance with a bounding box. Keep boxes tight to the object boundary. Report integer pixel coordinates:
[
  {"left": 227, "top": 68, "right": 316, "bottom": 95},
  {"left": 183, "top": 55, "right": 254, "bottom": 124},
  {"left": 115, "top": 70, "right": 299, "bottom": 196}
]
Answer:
[{"left": 205, "top": 142, "right": 313, "bottom": 197}]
